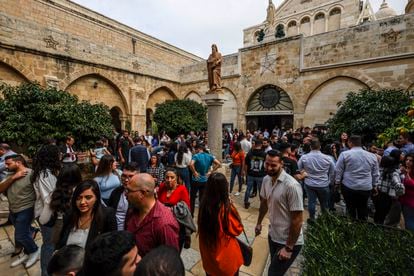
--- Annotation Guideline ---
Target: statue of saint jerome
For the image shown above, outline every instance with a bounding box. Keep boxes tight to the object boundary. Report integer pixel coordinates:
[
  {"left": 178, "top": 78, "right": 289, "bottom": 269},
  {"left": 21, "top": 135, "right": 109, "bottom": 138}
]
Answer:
[{"left": 207, "top": 44, "right": 222, "bottom": 93}]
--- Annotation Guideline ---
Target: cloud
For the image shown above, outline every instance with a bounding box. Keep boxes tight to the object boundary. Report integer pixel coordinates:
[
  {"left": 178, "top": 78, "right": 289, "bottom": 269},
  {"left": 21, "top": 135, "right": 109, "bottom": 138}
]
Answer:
[{"left": 72, "top": 0, "right": 407, "bottom": 57}]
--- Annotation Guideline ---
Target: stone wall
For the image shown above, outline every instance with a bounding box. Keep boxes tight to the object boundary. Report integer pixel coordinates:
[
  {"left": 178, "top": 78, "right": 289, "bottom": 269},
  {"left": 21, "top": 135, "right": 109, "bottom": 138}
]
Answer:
[
  {"left": 407, "top": 0, "right": 414, "bottom": 14},
  {"left": 303, "top": 15, "right": 414, "bottom": 69},
  {"left": 0, "top": 0, "right": 201, "bottom": 82}
]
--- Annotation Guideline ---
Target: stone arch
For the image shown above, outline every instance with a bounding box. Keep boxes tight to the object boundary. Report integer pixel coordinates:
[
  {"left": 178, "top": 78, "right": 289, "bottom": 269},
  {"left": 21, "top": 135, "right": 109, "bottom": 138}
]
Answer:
[
  {"left": 303, "top": 76, "right": 369, "bottom": 127},
  {"left": 246, "top": 84, "right": 294, "bottom": 131},
  {"left": 314, "top": 12, "right": 326, "bottom": 34},
  {"left": 221, "top": 87, "right": 238, "bottom": 129},
  {"left": 300, "top": 16, "right": 311, "bottom": 36},
  {"left": 0, "top": 61, "right": 29, "bottom": 87},
  {"left": 184, "top": 91, "right": 202, "bottom": 104},
  {"left": 287, "top": 20, "right": 298, "bottom": 36},
  {"left": 146, "top": 86, "right": 177, "bottom": 111},
  {"left": 66, "top": 73, "right": 128, "bottom": 116},
  {"left": 0, "top": 57, "right": 36, "bottom": 83},
  {"left": 328, "top": 7, "right": 342, "bottom": 31},
  {"left": 110, "top": 106, "right": 123, "bottom": 133}
]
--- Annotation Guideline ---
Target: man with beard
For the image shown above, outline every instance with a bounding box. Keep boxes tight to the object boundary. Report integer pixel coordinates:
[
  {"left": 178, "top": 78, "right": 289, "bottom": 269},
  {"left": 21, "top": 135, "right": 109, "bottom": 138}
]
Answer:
[{"left": 255, "top": 150, "right": 304, "bottom": 276}]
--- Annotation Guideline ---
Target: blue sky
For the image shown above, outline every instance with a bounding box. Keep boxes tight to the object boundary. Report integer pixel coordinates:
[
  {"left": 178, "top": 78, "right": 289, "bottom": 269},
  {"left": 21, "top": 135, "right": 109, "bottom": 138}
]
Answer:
[{"left": 72, "top": 0, "right": 407, "bottom": 58}]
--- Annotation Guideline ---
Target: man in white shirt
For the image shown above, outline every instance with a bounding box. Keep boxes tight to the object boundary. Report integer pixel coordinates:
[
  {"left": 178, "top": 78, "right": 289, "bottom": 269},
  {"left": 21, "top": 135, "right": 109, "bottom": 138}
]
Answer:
[
  {"left": 240, "top": 134, "right": 252, "bottom": 154},
  {"left": 255, "top": 150, "right": 304, "bottom": 276}
]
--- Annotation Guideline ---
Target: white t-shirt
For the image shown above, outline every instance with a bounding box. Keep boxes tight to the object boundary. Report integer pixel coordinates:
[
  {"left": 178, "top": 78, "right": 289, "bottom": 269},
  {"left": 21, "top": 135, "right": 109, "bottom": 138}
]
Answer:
[
  {"left": 174, "top": 151, "right": 192, "bottom": 168},
  {"left": 260, "top": 170, "right": 304, "bottom": 245},
  {"left": 116, "top": 193, "right": 128, "bottom": 231},
  {"left": 67, "top": 228, "right": 90, "bottom": 248}
]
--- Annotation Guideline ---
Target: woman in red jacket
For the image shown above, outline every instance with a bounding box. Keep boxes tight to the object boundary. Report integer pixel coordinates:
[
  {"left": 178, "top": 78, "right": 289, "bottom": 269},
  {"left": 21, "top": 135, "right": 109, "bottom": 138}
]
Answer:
[
  {"left": 157, "top": 167, "right": 191, "bottom": 250},
  {"left": 198, "top": 172, "right": 244, "bottom": 276}
]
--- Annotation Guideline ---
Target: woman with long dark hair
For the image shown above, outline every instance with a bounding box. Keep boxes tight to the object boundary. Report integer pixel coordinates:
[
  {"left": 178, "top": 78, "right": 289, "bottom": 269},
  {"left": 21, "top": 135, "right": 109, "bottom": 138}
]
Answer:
[
  {"left": 56, "top": 180, "right": 116, "bottom": 249},
  {"left": 198, "top": 173, "right": 244, "bottom": 276},
  {"left": 175, "top": 144, "right": 192, "bottom": 191},
  {"left": 94, "top": 155, "right": 121, "bottom": 205},
  {"left": 373, "top": 156, "right": 405, "bottom": 224},
  {"left": 50, "top": 165, "right": 82, "bottom": 243},
  {"left": 147, "top": 154, "right": 165, "bottom": 187},
  {"left": 31, "top": 144, "right": 61, "bottom": 276}
]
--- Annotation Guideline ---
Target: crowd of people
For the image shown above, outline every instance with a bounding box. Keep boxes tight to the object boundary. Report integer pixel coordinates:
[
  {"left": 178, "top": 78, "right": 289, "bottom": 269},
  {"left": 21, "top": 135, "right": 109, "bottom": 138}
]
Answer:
[{"left": 0, "top": 124, "right": 413, "bottom": 275}]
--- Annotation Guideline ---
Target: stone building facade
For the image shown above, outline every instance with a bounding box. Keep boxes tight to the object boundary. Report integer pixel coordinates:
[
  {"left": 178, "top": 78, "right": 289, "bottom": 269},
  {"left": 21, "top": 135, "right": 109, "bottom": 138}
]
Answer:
[{"left": 1, "top": 0, "right": 414, "bottom": 133}]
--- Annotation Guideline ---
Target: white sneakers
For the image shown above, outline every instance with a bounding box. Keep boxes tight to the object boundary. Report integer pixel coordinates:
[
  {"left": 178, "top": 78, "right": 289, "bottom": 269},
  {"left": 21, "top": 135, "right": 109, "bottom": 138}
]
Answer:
[
  {"left": 10, "top": 248, "right": 40, "bottom": 268},
  {"left": 10, "top": 252, "right": 28, "bottom": 268},
  {"left": 25, "top": 248, "right": 41, "bottom": 268}
]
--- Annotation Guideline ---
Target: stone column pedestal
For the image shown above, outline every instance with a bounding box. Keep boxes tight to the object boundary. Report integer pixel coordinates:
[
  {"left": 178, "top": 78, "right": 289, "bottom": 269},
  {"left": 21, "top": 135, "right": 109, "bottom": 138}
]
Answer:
[{"left": 202, "top": 93, "right": 227, "bottom": 160}]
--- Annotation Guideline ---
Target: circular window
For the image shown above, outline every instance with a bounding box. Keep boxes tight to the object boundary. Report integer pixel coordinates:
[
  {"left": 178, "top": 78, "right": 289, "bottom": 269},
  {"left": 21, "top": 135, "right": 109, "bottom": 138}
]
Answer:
[{"left": 259, "top": 87, "right": 280, "bottom": 108}]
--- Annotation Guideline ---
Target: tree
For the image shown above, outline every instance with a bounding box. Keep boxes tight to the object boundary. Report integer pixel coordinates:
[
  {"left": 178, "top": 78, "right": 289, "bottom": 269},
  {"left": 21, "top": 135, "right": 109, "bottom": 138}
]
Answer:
[
  {"left": 326, "top": 88, "right": 410, "bottom": 142},
  {"left": 153, "top": 99, "right": 207, "bottom": 137},
  {"left": 0, "top": 83, "right": 113, "bottom": 155},
  {"left": 378, "top": 100, "right": 414, "bottom": 146},
  {"left": 275, "top": 24, "right": 285, "bottom": 38}
]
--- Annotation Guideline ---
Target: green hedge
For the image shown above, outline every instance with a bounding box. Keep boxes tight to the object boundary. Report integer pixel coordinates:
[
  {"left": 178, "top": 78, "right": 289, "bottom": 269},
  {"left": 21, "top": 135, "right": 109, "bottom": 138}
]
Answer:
[{"left": 303, "top": 214, "right": 414, "bottom": 275}]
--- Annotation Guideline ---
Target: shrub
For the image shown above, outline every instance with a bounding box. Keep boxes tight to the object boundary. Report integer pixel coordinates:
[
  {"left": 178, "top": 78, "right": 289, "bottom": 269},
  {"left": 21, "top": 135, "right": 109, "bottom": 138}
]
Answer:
[
  {"left": 326, "top": 89, "right": 410, "bottom": 142},
  {"left": 303, "top": 213, "right": 414, "bottom": 275},
  {"left": 153, "top": 99, "right": 207, "bottom": 137},
  {"left": 0, "top": 83, "right": 113, "bottom": 155}
]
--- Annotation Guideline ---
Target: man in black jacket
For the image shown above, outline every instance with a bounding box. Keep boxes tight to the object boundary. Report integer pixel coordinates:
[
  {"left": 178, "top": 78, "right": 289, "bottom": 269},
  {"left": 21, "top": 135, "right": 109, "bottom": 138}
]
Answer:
[{"left": 108, "top": 163, "right": 139, "bottom": 230}]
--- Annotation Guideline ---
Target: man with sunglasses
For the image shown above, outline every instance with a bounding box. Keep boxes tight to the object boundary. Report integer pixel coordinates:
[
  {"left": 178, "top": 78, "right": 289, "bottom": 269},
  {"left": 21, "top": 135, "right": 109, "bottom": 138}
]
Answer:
[
  {"left": 125, "top": 173, "right": 179, "bottom": 257},
  {"left": 108, "top": 163, "right": 139, "bottom": 231}
]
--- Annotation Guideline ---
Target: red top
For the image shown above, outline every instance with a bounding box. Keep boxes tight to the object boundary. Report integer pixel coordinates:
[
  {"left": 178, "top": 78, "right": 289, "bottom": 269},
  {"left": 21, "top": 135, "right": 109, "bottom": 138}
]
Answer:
[
  {"left": 400, "top": 174, "right": 414, "bottom": 208},
  {"left": 199, "top": 204, "right": 244, "bottom": 276},
  {"left": 157, "top": 183, "right": 191, "bottom": 209},
  {"left": 126, "top": 200, "right": 179, "bottom": 257},
  {"left": 231, "top": 151, "right": 245, "bottom": 166}
]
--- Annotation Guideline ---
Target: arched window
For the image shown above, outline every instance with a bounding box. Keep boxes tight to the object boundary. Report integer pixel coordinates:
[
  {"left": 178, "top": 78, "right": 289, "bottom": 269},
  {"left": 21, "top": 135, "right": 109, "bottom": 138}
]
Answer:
[
  {"left": 275, "top": 24, "right": 285, "bottom": 38},
  {"left": 301, "top": 17, "right": 310, "bottom": 24},
  {"left": 300, "top": 17, "right": 311, "bottom": 36},
  {"left": 314, "top": 13, "right": 326, "bottom": 34},
  {"left": 328, "top": 8, "right": 341, "bottom": 31},
  {"left": 329, "top": 8, "right": 341, "bottom": 16},
  {"left": 287, "top": 21, "right": 298, "bottom": 36}
]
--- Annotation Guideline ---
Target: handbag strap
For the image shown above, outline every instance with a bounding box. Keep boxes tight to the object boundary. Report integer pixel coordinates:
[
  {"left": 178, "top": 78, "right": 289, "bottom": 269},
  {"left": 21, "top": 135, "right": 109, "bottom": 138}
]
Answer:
[{"left": 242, "top": 228, "right": 250, "bottom": 244}]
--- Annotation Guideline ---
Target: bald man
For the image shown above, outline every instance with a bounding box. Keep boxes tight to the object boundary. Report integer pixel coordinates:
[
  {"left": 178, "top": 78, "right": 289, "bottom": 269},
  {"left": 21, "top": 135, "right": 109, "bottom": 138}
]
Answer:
[{"left": 125, "top": 173, "right": 179, "bottom": 256}]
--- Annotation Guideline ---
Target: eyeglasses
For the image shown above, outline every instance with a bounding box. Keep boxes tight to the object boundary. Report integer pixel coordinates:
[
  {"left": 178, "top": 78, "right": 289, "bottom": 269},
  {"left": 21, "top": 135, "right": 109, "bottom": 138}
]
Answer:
[
  {"left": 121, "top": 174, "right": 135, "bottom": 180},
  {"left": 125, "top": 188, "right": 151, "bottom": 194}
]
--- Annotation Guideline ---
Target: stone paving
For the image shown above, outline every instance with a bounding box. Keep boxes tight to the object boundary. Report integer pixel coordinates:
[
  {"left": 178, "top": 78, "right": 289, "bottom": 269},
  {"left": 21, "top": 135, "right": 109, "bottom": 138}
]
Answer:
[{"left": 0, "top": 165, "right": 308, "bottom": 275}]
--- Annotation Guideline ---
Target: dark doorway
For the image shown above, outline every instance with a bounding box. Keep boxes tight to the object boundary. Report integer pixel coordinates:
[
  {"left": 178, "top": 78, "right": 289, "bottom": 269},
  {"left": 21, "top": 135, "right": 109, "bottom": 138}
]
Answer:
[
  {"left": 246, "top": 115, "right": 293, "bottom": 132},
  {"left": 110, "top": 107, "right": 122, "bottom": 133}
]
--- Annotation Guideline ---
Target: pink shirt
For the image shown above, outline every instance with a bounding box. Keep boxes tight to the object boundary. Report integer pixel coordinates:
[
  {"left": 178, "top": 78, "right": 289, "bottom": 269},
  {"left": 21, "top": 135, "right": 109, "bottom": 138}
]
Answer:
[
  {"left": 400, "top": 175, "right": 414, "bottom": 208},
  {"left": 126, "top": 200, "right": 179, "bottom": 256}
]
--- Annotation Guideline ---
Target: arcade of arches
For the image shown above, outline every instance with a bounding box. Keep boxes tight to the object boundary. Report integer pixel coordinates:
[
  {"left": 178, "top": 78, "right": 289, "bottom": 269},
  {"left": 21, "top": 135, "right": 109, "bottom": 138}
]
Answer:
[{"left": 1, "top": 0, "right": 414, "bottom": 133}]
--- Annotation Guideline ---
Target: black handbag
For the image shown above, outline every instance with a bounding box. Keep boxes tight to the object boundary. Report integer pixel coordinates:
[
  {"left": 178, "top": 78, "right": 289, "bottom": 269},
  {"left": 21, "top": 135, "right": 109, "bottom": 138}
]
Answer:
[{"left": 236, "top": 229, "right": 253, "bottom": 266}]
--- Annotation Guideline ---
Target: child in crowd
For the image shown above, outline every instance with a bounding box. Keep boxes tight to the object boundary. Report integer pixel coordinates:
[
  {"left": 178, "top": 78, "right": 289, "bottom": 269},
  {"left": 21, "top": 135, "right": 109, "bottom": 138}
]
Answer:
[{"left": 90, "top": 140, "right": 110, "bottom": 166}]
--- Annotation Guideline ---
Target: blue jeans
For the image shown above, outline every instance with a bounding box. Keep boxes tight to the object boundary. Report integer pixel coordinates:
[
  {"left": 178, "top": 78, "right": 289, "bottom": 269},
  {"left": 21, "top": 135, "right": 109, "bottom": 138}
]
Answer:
[
  {"left": 176, "top": 167, "right": 191, "bottom": 192},
  {"left": 229, "top": 165, "right": 242, "bottom": 193},
  {"left": 40, "top": 225, "right": 54, "bottom": 276},
  {"left": 402, "top": 204, "right": 414, "bottom": 231},
  {"left": 304, "top": 185, "right": 330, "bottom": 220},
  {"left": 10, "top": 207, "right": 38, "bottom": 254},
  {"left": 268, "top": 237, "right": 302, "bottom": 276},
  {"left": 244, "top": 176, "right": 264, "bottom": 203}
]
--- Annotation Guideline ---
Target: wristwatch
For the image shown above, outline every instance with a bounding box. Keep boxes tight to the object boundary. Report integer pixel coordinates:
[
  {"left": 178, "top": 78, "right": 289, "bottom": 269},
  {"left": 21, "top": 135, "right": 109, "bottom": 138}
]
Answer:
[{"left": 284, "top": 245, "right": 293, "bottom": 252}]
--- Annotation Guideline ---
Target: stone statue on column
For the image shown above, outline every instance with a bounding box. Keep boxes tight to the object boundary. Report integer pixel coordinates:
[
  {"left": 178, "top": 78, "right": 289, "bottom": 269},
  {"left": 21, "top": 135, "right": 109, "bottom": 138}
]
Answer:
[{"left": 207, "top": 44, "right": 222, "bottom": 93}]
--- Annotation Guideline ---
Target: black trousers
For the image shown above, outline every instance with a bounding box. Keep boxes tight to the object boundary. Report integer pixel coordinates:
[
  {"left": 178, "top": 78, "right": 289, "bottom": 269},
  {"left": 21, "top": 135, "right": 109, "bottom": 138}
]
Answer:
[
  {"left": 190, "top": 181, "right": 205, "bottom": 217},
  {"left": 268, "top": 238, "right": 302, "bottom": 276},
  {"left": 372, "top": 191, "right": 393, "bottom": 224},
  {"left": 341, "top": 184, "right": 371, "bottom": 221}
]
